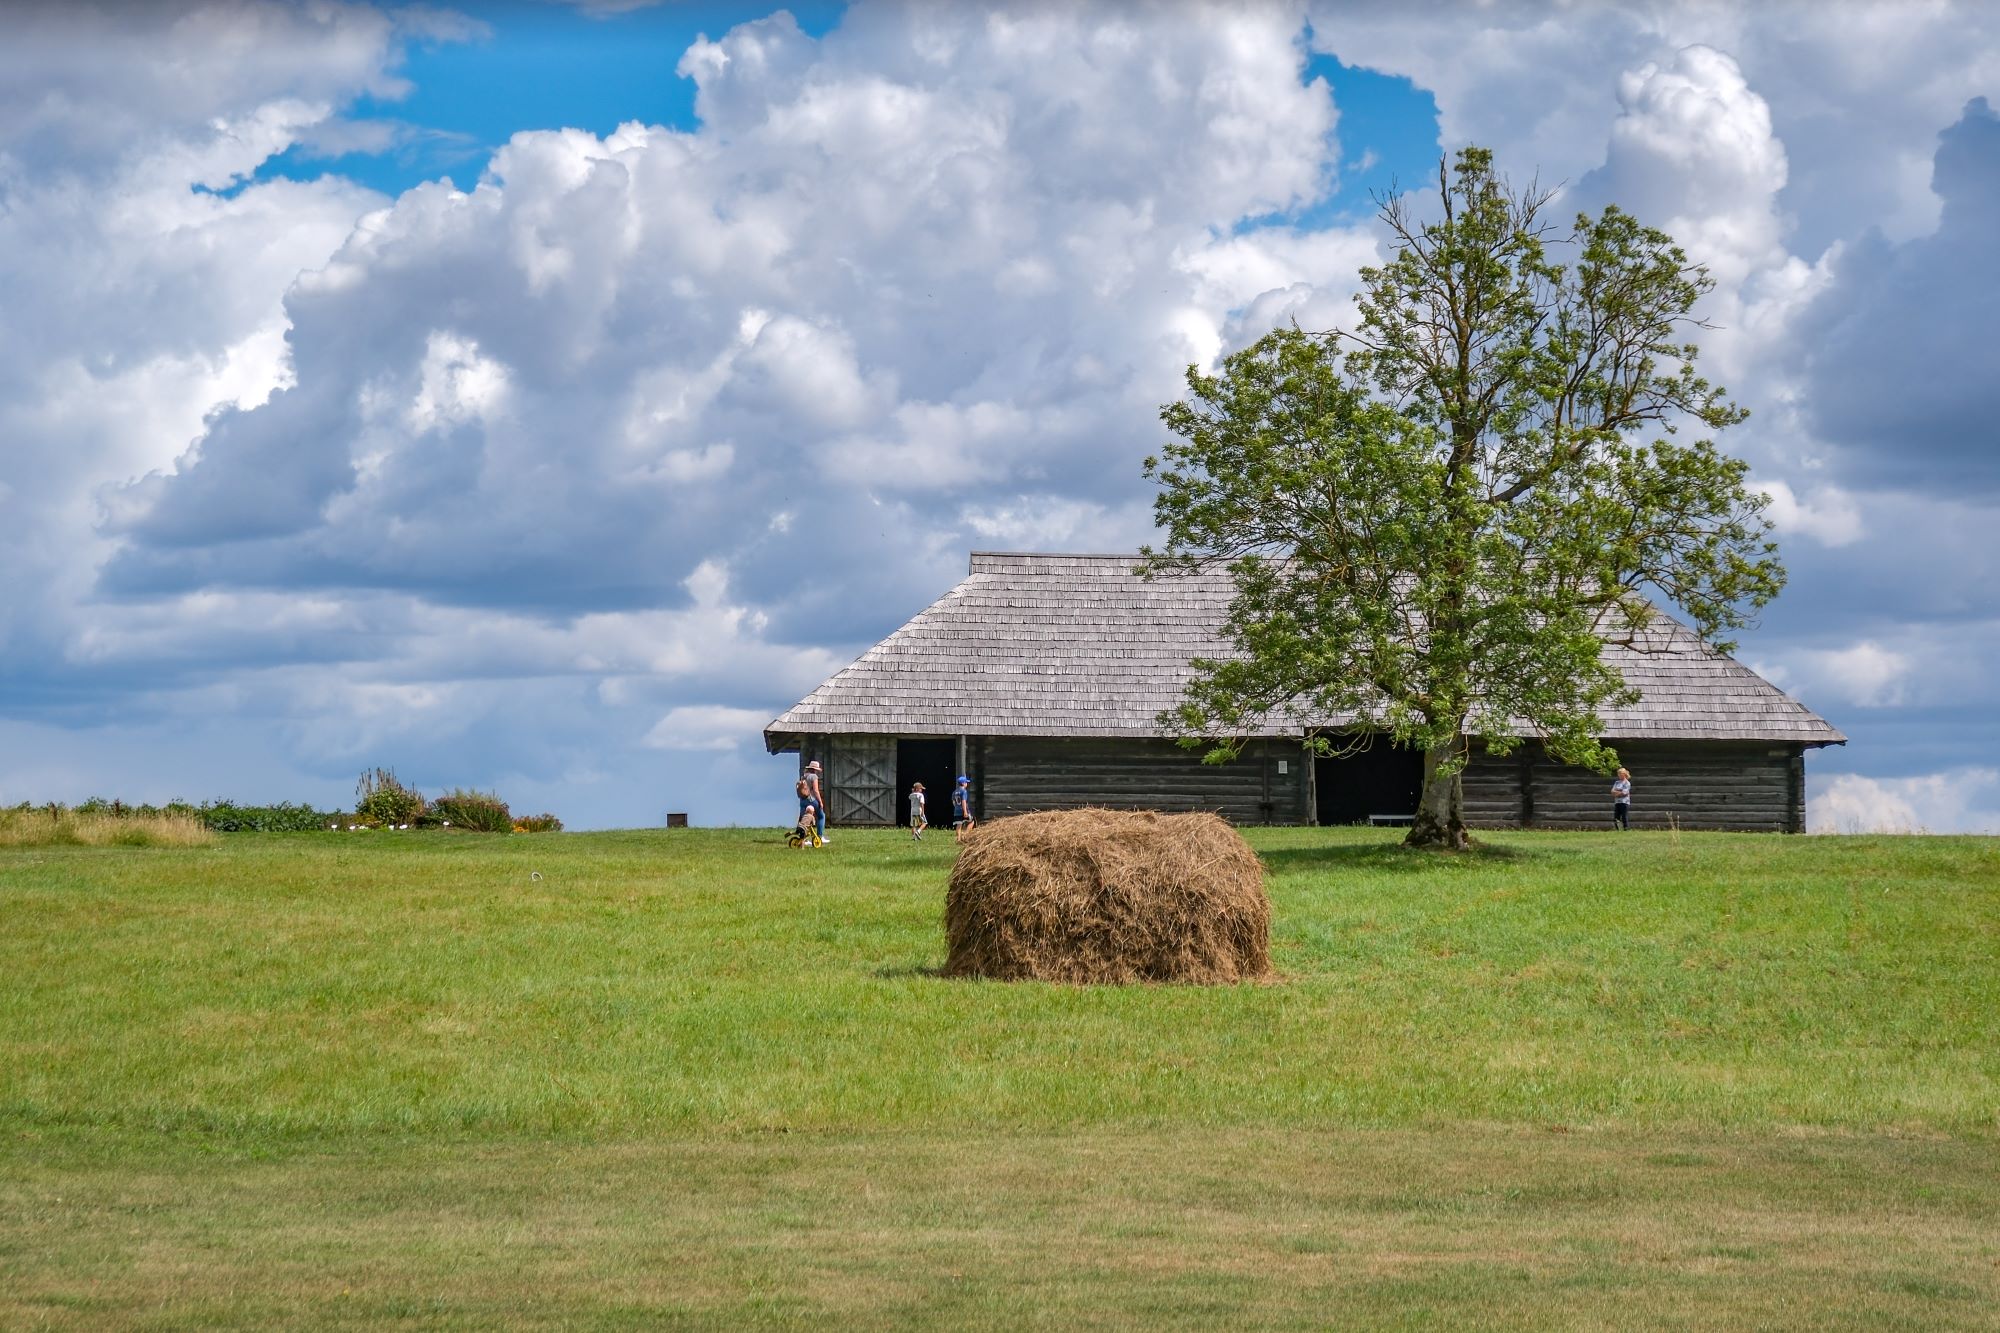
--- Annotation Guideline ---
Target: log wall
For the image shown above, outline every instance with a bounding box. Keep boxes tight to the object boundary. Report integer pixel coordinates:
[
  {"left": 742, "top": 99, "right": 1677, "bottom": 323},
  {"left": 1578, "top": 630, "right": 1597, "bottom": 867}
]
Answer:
[
  {"left": 808, "top": 733, "right": 1807, "bottom": 832},
  {"left": 974, "top": 735, "right": 1312, "bottom": 825},
  {"left": 1459, "top": 739, "right": 1804, "bottom": 833}
]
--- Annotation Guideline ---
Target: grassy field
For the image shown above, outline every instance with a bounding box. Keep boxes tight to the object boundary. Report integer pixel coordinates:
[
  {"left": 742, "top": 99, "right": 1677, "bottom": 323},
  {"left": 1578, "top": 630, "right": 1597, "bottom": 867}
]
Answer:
[{"left": 3, "top": 826, "right": 1996, "bottom": 1327}]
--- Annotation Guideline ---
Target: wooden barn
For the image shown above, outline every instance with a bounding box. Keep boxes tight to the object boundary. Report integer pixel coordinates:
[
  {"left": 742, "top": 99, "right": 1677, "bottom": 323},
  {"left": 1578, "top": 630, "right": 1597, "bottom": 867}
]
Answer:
[{"left": 764, "top": 552, "right": 1846, "bottom": 832}]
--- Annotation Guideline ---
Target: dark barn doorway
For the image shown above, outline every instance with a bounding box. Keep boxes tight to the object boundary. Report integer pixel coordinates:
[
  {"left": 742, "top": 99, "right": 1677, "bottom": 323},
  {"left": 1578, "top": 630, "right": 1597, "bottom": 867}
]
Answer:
[
  {"left": 1315, "top": 740, "right": 1424, "bottom": 825},
  {"left": 896, "top": 738, "right": 957, "bottom": 829}
]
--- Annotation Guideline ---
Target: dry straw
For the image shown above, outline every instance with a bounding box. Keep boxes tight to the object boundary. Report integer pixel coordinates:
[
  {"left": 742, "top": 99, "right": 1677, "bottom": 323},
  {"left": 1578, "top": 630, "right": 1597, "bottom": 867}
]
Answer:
[
  {"left": 0, "top": 809, "right": 216, "bottom": 849},
  {"left": 944, "top": 807, "right": 1273, "bottom": 985}
]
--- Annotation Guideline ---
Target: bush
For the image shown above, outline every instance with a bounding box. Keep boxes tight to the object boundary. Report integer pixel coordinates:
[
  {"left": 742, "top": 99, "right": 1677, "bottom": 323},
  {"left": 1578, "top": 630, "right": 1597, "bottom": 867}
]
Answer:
[
  {"left": 75, "top": 798, "right": 139, "bottom": 816},
  {"left": 198, "top": 802, "right": 343, "bottom": 832},
  {"left": 513, "top": 813, "right": 564, "bottom": 833},
  {"left": 355, "top": 768, "right": 426, "bottom": 825},
  {"left": 431, "top": 789, "right": 511, "bottom": 833},
  {"left": 73, "top": 798, "right": 195, "bottom": 819}
]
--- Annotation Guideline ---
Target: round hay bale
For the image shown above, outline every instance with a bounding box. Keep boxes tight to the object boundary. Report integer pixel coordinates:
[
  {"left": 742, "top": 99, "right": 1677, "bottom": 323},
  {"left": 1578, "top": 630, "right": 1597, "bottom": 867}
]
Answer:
[{"left": 944, "top": 808, "right": 1272, "bottom": 985}]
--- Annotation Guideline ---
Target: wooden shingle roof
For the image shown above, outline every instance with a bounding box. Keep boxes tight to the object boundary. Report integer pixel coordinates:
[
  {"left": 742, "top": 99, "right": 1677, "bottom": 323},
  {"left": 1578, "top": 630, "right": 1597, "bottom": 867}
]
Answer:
[{"left": 764, "top": 552, "right": 1844, "bottom": 751}]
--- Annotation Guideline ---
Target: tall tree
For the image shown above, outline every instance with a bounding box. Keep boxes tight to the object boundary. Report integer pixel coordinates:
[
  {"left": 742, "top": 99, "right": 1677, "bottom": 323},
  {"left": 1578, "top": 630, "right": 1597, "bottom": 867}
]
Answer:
[{"left": 1141, "top": 148, "right": 1784, "bottom": 849}]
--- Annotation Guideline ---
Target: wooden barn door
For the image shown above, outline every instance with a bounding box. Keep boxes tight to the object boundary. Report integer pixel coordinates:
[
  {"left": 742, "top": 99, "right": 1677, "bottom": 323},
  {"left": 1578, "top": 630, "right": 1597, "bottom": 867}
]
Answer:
[{"left": 830, "top": 737, "right": 896, "bottom": 826}]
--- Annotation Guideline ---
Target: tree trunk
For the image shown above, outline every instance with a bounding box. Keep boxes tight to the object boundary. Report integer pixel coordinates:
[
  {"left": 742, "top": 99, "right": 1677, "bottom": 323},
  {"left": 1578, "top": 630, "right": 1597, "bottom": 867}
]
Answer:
[{"left": 1405, "top": 738, "right": 1471, "bottom": 850}]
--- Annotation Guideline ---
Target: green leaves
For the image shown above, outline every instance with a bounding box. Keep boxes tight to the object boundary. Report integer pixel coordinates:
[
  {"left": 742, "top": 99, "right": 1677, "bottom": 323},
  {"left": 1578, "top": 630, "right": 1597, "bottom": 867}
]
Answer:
[{"left": 1143, "top": 147, "right": 1785, "bottom": 843}]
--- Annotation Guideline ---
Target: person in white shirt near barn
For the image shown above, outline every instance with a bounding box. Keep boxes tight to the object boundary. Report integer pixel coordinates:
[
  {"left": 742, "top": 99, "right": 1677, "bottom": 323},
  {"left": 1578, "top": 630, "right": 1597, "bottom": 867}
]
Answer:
[{"left": 1611, "top": 767, "right": 1633, "bottom": 830}]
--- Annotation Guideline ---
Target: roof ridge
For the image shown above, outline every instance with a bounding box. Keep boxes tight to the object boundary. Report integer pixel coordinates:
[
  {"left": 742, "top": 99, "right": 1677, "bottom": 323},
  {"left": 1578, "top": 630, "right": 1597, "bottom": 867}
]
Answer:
[
  {"left": 968, "top": 550, "right": 1145, "bottom": 573},
  {"left": 968, "top": 550, "right": 1141, "bottom": 558}
]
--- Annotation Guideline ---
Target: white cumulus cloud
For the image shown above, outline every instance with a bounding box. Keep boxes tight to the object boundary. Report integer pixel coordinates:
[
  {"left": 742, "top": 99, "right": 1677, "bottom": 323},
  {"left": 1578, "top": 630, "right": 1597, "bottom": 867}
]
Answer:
[
  {"left": 1764, "top": 640, "right": 1914, "bottom": 709},
  {"left": 1757, "top": 479, "right": 1863, "bottom": 548},
  {"left": 644, "top": 706, "right": 777, "bottom": 751},
  {"left": 97, "top": 3, "right": 1368, "bottom": 650},
  {"left": 1811, "top": 768, "right": 2000, "bottom": 834},
  {"left": 7, "top": 0, "right": 2000, "bottom": 827}
]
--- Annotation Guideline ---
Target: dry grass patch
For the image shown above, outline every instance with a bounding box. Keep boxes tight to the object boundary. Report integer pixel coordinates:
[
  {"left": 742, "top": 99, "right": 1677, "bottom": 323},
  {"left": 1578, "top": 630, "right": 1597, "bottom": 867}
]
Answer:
[{"left": 0, "top": 808, "right": 215, "bottom": 848}]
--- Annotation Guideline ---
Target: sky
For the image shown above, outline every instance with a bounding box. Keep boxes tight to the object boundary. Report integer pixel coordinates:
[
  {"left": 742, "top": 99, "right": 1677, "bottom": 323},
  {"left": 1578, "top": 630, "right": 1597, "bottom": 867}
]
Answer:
[{"left": 1, "top": 0, "right": 1996, "bottom": 833}]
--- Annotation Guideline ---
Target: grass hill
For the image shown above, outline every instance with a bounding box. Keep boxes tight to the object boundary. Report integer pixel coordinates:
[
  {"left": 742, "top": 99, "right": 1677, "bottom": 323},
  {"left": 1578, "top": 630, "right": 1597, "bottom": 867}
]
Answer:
[{"left": 3, "top": 827, "right": 1996, "bottom": 1328}]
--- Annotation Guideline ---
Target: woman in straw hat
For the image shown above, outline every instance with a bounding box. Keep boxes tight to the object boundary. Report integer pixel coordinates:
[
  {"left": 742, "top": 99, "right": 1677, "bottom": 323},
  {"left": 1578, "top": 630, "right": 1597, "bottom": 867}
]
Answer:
[{"left": 799, "top": 759, "right": 827, "bottom": 843}]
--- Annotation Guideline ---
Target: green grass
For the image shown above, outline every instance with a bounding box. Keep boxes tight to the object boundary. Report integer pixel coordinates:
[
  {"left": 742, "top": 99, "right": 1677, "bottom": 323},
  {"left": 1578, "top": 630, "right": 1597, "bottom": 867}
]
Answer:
[{"left": 3, "top": 826, "right": 1997, "bottom": 1327}]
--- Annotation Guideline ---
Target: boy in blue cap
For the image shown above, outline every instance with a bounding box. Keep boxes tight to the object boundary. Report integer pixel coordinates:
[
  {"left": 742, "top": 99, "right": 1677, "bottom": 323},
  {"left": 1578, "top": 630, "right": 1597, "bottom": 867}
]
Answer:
[{"left": 951, "top": 775, "right": 976, "bottom": 843}]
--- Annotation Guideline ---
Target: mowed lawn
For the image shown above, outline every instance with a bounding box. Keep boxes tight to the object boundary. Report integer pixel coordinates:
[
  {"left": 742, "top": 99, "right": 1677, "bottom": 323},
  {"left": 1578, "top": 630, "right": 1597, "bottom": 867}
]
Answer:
[{"left": 2, "top": 827, "right": 1996, "bottom": 1328}]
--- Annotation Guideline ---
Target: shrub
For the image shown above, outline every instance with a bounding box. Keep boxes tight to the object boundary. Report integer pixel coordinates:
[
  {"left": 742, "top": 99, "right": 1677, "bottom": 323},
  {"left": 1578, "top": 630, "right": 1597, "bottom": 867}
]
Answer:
[
  {"left": 355, "top": 768, "right": 426, "bottom": 825},
  {"left": 75, "top": 798, "right": 135, "bottom": 816},
  {"left": 513, "top": 813, "right": 564, "bottom": 833},
  {"left": 73, "top": 798, "right": 195, "bottom": 819},
  {"left": 198, "top": 802, "right": 343, "bottom": 832},
  {"left": 431, "top": 789, "right": 511, "bottom": 833}
]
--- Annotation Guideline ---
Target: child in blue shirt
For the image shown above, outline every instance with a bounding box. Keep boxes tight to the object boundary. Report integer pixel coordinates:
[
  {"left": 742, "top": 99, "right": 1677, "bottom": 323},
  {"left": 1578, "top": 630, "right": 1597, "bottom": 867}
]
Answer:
[{"left": 951, "top": 776, "right": 976, "bottom": 843}]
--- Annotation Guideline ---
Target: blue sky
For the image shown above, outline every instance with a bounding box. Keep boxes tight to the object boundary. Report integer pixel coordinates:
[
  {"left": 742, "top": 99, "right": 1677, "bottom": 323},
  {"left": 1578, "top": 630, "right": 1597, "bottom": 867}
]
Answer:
[
  {"left": 249, "top": 2, "right": 853, "bottom": 195},
  {"left": 3, "top": 1, "right": 1997, "bottom": 832},
  {"left": 242, "top": 4, "right": 1442, "bottom": 209}
]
